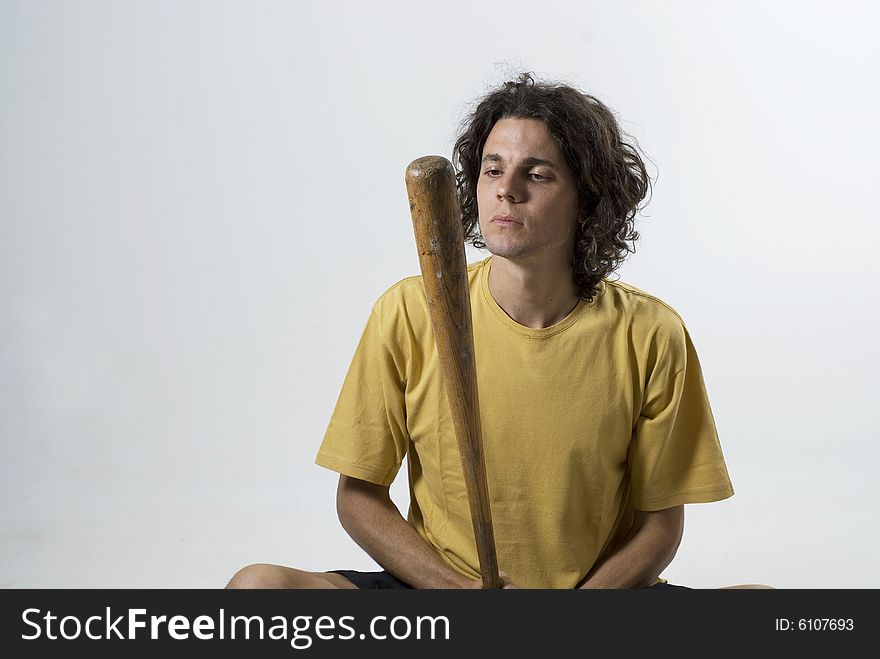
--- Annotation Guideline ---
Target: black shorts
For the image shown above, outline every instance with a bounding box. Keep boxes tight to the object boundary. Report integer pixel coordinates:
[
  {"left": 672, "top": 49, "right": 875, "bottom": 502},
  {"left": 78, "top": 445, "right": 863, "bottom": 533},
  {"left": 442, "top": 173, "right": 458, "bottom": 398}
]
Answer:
[
  {"left": 329, "top": 570, "right": 691, "bottom": 590},
  {"left": 329, "top": 570, "right": 414, "bottom": 589},
  {"left": 648, "top": 581, "right": 691, "bottom": 590}
]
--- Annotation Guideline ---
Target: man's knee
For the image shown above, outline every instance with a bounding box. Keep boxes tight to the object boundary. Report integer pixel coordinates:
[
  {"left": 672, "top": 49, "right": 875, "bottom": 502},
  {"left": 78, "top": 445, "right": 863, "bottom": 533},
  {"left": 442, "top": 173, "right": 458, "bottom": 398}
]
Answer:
[{"left": 226, "top": 563, "right": 288, "bottom": 589}]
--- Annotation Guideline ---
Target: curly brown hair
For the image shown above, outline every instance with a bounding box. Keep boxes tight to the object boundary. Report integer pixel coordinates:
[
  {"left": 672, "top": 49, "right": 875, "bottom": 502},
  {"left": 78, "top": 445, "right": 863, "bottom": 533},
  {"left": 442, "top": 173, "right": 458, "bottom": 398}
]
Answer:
[{"left": 453, "top": 73, "right": 651, "bottom": 302}]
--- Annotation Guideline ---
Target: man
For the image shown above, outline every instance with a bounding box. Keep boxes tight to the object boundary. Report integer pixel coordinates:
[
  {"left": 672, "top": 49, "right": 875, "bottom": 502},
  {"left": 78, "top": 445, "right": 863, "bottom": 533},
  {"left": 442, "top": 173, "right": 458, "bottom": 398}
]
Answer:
[{"left": 227, "top": 73, "right": 742, "bottom": 589}]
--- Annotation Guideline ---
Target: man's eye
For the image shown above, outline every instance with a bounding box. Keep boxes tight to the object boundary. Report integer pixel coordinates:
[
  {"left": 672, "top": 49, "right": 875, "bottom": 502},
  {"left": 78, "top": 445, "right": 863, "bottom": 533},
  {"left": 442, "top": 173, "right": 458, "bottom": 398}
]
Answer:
[
  {"left": 529, "top": 173, "right": 546, "bottom": 181},
  {"left": 483, "top": 169, "right": 501, "bottom": 176}
]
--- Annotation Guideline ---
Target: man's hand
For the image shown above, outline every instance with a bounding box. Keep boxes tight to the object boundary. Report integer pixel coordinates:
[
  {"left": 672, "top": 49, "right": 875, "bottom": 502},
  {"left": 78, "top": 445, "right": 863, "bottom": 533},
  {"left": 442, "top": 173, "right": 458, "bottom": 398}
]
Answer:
[
  {"left": 578, "top": 505, "right": 684, "bottom": 589},
  {"left": 337, "top": 475, "right": 497, "bottom": 589},
  {"left": 462, "top": 570, "right": 518, "bottom": 589}
]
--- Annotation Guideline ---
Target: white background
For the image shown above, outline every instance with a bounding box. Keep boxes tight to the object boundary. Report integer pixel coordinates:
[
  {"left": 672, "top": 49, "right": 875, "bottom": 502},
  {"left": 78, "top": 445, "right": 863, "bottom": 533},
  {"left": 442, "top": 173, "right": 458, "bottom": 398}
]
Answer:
[{"left": 2, "top": 0, "right": 878, "bottom": 588}]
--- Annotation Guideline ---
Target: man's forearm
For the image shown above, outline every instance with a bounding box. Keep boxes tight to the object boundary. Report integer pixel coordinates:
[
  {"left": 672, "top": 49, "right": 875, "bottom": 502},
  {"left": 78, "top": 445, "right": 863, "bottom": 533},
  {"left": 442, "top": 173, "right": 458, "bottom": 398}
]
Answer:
[
  {"left": 337, "top": 476, "right": 475, "bottom": 589},
  {"left": 578, "top": 507, "right": 683, "bottom": 589}
]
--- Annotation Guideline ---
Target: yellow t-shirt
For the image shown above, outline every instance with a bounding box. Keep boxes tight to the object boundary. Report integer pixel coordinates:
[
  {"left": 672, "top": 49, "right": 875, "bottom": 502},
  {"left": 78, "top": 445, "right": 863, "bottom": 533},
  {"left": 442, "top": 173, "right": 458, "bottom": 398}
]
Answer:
[{"left": 316, "top": 256, "right": 733, "bottom": 588}]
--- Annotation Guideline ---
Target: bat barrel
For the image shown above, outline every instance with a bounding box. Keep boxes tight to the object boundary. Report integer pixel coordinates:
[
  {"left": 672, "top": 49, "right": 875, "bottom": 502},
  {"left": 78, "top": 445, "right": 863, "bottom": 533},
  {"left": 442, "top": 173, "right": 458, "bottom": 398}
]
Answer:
[{"left": 405, "top": 156, "right": 501, "bottom": 590}]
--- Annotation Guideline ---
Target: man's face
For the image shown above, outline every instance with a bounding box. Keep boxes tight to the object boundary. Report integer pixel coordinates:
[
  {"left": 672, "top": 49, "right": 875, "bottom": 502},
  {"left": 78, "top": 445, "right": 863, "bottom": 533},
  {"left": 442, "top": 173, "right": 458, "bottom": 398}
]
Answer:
[{"left": 476, "top": 117, "right": 580, "bottom": 263}]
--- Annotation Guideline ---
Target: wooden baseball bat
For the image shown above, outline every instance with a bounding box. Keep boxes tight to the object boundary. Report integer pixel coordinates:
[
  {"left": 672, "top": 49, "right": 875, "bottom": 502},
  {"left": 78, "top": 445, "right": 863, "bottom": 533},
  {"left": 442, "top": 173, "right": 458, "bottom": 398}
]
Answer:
[{"left": 405, "top": 155, "right": 501, "bottom": 590}]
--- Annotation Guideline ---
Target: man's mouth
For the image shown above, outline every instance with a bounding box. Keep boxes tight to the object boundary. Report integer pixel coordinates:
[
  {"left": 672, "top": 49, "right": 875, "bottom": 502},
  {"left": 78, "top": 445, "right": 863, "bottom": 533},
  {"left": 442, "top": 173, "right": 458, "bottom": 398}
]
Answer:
[{"left": 492, "top": 215, "right": 522, "bottom": 225}]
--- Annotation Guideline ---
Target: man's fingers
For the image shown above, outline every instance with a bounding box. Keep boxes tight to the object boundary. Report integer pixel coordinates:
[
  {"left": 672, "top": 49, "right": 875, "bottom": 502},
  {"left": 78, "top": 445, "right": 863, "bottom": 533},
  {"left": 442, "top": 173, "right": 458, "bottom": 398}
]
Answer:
[
  {"left": 466, "top": 569, "right": 518, "bottom": 589},
  {"left": 499, "top": 570, "right": 519, "bottom": 589}
]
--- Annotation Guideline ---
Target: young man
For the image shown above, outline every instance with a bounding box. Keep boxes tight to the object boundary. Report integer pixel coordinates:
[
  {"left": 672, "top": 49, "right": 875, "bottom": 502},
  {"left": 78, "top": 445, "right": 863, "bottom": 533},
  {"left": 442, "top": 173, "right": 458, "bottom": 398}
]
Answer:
[{"left": 227, "top": 74, "right": 738, "bottom": 590}]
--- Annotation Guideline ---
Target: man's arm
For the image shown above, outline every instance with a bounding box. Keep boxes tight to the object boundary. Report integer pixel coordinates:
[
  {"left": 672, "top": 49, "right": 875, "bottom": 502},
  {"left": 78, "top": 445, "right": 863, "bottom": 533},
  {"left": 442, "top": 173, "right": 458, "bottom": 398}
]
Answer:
[
  {"left": 577, "top": 505, "right": 684, "bottom": 589},
  {"left": 336, "top": 474, "right": 481, "bottom": 589}
]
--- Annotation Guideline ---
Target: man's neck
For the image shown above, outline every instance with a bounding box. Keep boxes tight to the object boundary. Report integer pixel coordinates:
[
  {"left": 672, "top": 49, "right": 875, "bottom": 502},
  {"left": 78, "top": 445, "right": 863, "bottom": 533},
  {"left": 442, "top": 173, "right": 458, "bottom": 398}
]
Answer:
[{"left": 487, "top": 255, "right": 579, "bottom": 329}]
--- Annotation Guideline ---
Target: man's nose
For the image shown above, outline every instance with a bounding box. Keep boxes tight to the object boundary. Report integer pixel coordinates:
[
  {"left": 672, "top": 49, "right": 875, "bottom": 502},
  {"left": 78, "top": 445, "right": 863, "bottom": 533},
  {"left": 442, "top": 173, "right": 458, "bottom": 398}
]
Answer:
[{"left": 496, "top": 174, "right": 522, "bottom": 202}]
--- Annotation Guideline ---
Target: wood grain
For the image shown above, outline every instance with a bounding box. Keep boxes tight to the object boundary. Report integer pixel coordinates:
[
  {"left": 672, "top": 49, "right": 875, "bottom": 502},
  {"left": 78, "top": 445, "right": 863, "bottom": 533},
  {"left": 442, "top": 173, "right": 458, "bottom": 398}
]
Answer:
[{"left": 405, "top": 155, "right": 501, "bottom": 590}]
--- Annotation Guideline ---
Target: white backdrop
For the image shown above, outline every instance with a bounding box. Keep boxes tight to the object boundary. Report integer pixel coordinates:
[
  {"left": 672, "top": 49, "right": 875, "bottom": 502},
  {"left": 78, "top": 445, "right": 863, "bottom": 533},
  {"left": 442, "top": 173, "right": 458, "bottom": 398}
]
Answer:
[{"left": 2, "top": 0, "right": 878, "bottom": 588}]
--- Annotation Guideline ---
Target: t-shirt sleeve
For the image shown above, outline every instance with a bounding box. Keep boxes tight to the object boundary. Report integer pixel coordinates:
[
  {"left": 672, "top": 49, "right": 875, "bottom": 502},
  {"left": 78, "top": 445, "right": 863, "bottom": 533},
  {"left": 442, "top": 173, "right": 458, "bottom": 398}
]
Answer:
[
  {"left": 315, "top": 303, "right": 409, "bottom": 486},
  {"left": 628, "top": 322, "right": 734, "bottom": 510}
]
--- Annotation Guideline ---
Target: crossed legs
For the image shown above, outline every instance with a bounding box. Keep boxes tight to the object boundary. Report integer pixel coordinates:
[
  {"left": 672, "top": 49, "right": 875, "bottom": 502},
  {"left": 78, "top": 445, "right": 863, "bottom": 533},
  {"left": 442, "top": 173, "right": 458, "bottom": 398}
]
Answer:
[{"left": 225, "top": 564, "right": 357, "bottom": 589}]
